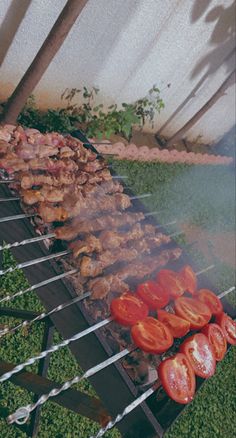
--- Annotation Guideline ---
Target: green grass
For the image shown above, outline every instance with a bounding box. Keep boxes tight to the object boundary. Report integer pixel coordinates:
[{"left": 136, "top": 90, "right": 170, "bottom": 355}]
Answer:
[{"left": 0, "top": 161, "right": 235, "bottom": 437}]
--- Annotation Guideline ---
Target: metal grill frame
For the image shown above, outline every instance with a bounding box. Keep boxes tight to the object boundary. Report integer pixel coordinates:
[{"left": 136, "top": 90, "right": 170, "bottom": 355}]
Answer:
[{"left": 0, "top": 130, "right": 235, "bottom": 438}]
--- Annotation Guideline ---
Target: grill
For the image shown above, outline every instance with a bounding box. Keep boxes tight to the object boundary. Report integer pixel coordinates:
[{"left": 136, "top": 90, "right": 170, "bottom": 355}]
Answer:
[{"left": 0, "top": 128, "right": 235, "bottom": 438}]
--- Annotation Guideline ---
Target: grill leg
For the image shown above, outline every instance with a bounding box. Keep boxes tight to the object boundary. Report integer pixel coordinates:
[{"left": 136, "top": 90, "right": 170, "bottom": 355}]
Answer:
[{"left": 28, "top": 319, "right": 54, "bottom": 437}]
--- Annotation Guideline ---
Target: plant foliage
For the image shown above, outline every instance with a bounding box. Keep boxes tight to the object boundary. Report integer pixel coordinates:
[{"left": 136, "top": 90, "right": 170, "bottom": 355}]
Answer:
[{"left": 17, "top": 85, "right": 164, "bottom": 140}]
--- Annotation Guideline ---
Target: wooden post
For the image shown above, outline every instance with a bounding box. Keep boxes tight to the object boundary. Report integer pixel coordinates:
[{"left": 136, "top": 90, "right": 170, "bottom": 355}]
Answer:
[
  {"left": 165, "top": 69, "right": 236, "bottom": 148},
  {"left": 0, "top": 0, "right": 88, "bottom": 125}
]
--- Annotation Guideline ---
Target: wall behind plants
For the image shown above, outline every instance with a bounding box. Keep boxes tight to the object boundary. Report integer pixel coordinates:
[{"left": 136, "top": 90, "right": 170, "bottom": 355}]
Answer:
[{"left": 0, "top": 0, "right": 235, "bottom": 143}]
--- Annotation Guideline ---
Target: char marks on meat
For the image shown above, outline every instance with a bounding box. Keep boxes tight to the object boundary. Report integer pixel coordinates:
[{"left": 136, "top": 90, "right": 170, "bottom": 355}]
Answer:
[
  {"left": 89, "top": 248, "right": 182, "bottom": 299},
  {"left": 55, "top": 212, "right": 145, "bottom": 240}
]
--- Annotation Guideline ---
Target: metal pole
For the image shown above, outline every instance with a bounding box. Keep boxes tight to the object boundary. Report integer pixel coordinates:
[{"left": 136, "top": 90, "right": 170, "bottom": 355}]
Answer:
[
  {"left": 0, "top": 0, "right": 88, "bottom": 124},
  {"left": 165, "top": 69, "right": 236, "bottom": 148}
]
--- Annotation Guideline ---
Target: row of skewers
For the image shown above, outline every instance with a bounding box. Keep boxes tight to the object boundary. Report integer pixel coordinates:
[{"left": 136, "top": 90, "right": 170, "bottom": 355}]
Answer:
[{"left": 0, "top": 124, "right": 182, "bottom": 302}]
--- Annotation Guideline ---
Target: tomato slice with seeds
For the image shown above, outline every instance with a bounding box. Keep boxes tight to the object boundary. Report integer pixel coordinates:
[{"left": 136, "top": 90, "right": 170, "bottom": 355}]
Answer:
[
  {"left": 180, "top": 333, "right": 216, "bottom": 378},
  {"left": 157, "top": 310, "right": 190, "bottom": 338},
  {"left": 131, "top": 317, "right": 173, "bottom": 354},
  {"left": 215, "top": 312, "right": 236, "bottom": 345},
  {"left": 201, "top": 323, "right": 227, "bottom": 361},
  {"left": 110, "top": 293, "right": 148, "bottom": 326},
  {"left": 158, "top": 353, "right": 196, "bottom": 404},
  {"left": 197, "top": 289, "right": 223, "bottom": 316},
  {"left": 174, "top": 297, "right": 212, "bottom": 330},
  {"left": 180, "top": 265, "right": 197, "bottom": 295},
  {"left": 136, "top": 281, "right": 170, "bottom": 310},
  {"left": 157, "top": 269, "right": 186, "bottom": 299}
]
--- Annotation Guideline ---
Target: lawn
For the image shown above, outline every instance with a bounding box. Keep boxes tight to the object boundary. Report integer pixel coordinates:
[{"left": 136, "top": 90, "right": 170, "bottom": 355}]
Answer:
[{"left": 0, "top": 161, "right": 235, "bottom": 437}]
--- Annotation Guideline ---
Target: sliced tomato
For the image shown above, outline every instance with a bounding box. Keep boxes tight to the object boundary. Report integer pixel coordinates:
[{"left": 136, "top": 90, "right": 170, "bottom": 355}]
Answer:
[
  {"left": 201, "top": 323, "right": 227, "bottom": 361},
  {"left": 136, "top": 281, "right": 170, "bottom": 310},
  {"left": 216, "top": 312, "right": 236, "bottom": 345},
  {"left": 157, "top": 310, "right": 190, "bottom": 338},
  {"left": 197, "top": 289, "right": 223, "bottom": 316},
  {"left": 180, "top": 333, "right": 216, "bottom": 378},
  {"left": 110, "top": 293, "right": 148, "bottom": 326},
  {"left": 180, "top": 265, "right": 197, "bottom": 295},
  {"left": 174, "top": 297, "right": 212, "bottom": 330},
  {"left": 131, "top": 317, "right": 173, "bottom": 354},
  {"left": 158, "top": 353, "right": 196, "bottom": 404},
  {"left": 157, "top": 269, "right": 185, "bottom": 299}
]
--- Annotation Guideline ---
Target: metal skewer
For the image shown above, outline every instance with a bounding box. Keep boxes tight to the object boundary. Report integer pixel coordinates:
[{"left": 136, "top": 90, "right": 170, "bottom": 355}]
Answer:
[
  {"left": 0, "top": 316, "right": 113, "bottom": 383},
  {"left": 7, "top": 346, "right": 134, "bottom": 425},
  {"left": 0, "top": 292, "right": 91, "bottom": 338},
  {"left": 0, "top": 213, "right": 34, "bottom": 224},
  {"left": 0, "top": 269, "right": 78, "bottom": 305},
  {"left": 91, "top": 385, "right": 157, "bottom": 438},
  {"left": 6, "top": 283, "right": 234, "bottom": 427},
  {"left": 0, "top": 197, "right": 20, "bottom": 202},
  {"left": 0, "top": 249, "right": 70, "bottom": 276}
]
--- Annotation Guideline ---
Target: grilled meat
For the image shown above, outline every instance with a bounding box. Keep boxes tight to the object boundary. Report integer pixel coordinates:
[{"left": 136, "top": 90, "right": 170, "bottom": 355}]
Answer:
[
  {"left": 80, "top": 159, "right": 106, "bottom": 173},
  {"left": 28, "top": 157, "right": 78, "bottom": 173},
  {"left": 59, "top": 146, "right": 75, "bottom": 158},
  {"left": 70, "top": 223, "right": 155, "bottom": 257},
  {"left": 89, "top": 248, "right": 182, "bottom": 299},
  {"left": 20, "top": 185, "right": 76, "bottom": 205},
  {"left": 88, "top": 168, "right": 112, "bottom": 183},
  {"left": 55, "top": 212, "right": 145, "bottom": 240},
  {"left": 80, "top": 233, "right": 171, "bottom": 277},
  {"left": 19, "top": 172, "right": 87, "bottom": 189},
  {"left": 0, "top": 140, "right": 10, "bottom": 155},
  {"left": 0, "top": 153, "right": 29, "bottom": 173},
  {"left": 38, "top": 204, "right": 69, "bottom": 222},
  {"left": 38, "top": 193, "right": 131, "bottom": 223}
]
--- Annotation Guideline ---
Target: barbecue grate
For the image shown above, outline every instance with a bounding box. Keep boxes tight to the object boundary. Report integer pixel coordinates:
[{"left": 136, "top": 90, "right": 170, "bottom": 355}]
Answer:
[{"left": 0, "top": 130, "right": 235, "bottom": 438}]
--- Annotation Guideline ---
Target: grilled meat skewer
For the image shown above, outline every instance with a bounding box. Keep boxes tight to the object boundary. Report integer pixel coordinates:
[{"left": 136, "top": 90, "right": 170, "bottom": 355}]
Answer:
[
  {"left": 20, "top": 180, "right": 123, "bottom": 205},
  {"left": 80, "top": 232, "right": 171, "bottom": 277},
  {"left": 89, "top": 248, "right": 182, "bottom": 299},
  {"left": 38, "top": 193, "right": 131, "bottom": 223},
  {"left": 70, "top": 223, "right": 156, "bottom": 257},
  {"left": 19, "top": 167, "right": 112, "bottom": 190},
  {"left": 55, "top": 212, "right": 145, "bottom": 241}
]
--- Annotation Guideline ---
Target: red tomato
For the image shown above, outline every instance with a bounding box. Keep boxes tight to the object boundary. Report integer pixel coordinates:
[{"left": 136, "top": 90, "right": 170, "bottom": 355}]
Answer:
[
  {"left": 131, "top": 317, "right": 173, "bottom": 354},
  {"left": 157, "top": 269, "right": 186, "bottom": 299},
  {"left": 197, "top": 289, "right": 223, "bottom": 316},
  {"left": 157, "top": 310, "right": 190, "bottom": 338},
  {"left": 174, "top": 297, "right": 212, "bottom": 330},
  {"left": 201, "top": 323, "right": 227, "bottom": 361},
  {"left": 180, "top": 333, "right": 216, "bottom": 378},
  {"left": 110, "top": 293, "right": 148, "bottom": 326},
  {"left": 136, "top": 281, "right": 170, "bottom": 310},
  {"left": 180, "top": 265, "right": 197, "bottom": 295},
  {"left": 216, "top": 312, "right": 236, "bottom": 345},
  {"left": 158, "top": 353, "right": 196, "bottom": 404}
]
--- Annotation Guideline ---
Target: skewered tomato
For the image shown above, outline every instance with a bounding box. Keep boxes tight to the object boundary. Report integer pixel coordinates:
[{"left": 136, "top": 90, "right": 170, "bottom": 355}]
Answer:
[
  {"left": 180, "top": 333, "right": 216, "bottom": 378},
  {"left": 131, "top": 317, "right": 173, "bottom": 354},
  {"left": 180, "top": 265, "right": 197, "bottom": 295},
  {"left": 201, "top": 323, "right": 227, "bottom": 361},
  {"left": 216, "top": 312, "right": 236, "bottom": 345},
  {"left": 158, "top": 353, "right": 196, "bottom": 404},
  {"left": 136, "top": 281, "right": 170, "bottom": 310},
  {"left": 157, "top": 310, "right": 190, "bottom": 338},
  {"left": 157, "top": 269, "right": 185, "bottom": 299},
  {"left": 174, "top": 297, "right": 212, "bottom": 330},
  {"left": 110, "top": 293, "right": 148, "bottom": 326},
  {"left": 197, "top": 289, "right": 223, "bottom": 316}
]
